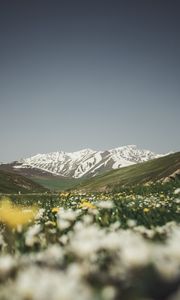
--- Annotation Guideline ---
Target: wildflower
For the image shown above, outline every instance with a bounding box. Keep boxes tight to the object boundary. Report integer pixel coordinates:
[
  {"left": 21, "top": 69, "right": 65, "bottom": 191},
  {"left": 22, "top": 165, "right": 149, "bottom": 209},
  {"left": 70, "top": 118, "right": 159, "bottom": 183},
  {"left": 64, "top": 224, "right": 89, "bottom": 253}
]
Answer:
[
  {"left": 57, "top": 219, "right": 71, "bottom": 230},
  {"left": 127, "top": 219, "right": 137, "bottom": 228},
  {"left": 174, "top": 188, "right": 180, "bottom": 195},
  {"left": 25, "top": 224, "right": 42, "bottom": 247},
  {"left": 101, "top": 286, "right": 116, "bottom": 300},
  {"left": 79, "top": 201, "right": 96, "bottom": 210},
  {"left": 35, "top": 208, "right": 45, "bottom": 220},
  {"left": 16, "top": 266, "right": 93, "bottom": 300},
  {"left": 0, "top": 255, "right": 16, "bottom": 280},
  {"left": 52, "top": 207, "right": 60, "bottom": 213},
  {"left": 58, "top": 208, "right": 79, "bottom": 221},
  {"left": 97, "top": 200, "right": 114, "bottom": 209},
  {"left": 0, "top": 198, "right": 37, "bottom": 228},
  {"left": 143, "top": 208, "right": 150, "bottom": 213}
]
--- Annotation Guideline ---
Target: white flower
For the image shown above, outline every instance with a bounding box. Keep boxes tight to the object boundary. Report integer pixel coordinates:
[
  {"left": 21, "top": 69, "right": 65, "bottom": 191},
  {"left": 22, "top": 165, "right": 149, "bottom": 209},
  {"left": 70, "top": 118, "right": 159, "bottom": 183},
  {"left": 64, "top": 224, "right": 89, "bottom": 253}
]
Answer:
[
  {"left": 57, "top": 208, "right": 80, "bottom": 230},
  {"left": 174, "top": 188, "right": 180, "bottom": 195},
  {"left": 97, "top": 200, "right": 114, "bottom": 209},
  {"left": 35, "top": 208, "right": 45, "bottom": 220},
  {"left": 174, "top": 198, "right": 180, "bottom": 204},
  {"left": 69, "top": 223, "right": 104, "bottom": 258},
  {"left": 25, "top": 224, "right": 42, "bottom": 247},
  {"left": 57, "top": 208, "right": 79, "bottom": 222},
  {"left": 0, "top": 256, "right": 16, "bottom": 279},
  {"left": 35, "top": 245, "right": 64, "bottom": 267},
  {"left": 127, "top": 219, "right": 137, "bottom": 228},
  {"left": 57, "top": 219, "right": 71, "bottom": 230},
  {"left": 101, "top": 286, "right": 117, "bottom": 300},
  {"left": 16, "top": 267, "right": 93, "bottom": 300},
  {"left": 117, "top": 231, "right": 152, "bottom": 268}
]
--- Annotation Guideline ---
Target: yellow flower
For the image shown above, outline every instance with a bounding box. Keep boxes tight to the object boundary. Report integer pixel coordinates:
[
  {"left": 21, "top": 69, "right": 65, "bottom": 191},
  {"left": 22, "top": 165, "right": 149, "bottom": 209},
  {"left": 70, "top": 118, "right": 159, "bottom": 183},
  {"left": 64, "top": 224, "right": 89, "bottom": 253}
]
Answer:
[
  {"left": 143, "top": 208, "right": 150, "bottom": 213},
  {"left": 60, "top": 192, "right": 69, "bottom": 197},
  {"left": 52, "top": 207, "right": 60, "bottom": 213},
  {"left": 0, "top": 198, "right": 37, "bottom": 228},
  {"left": 79, "top": 201, "right": 96, "bottom": 210}
]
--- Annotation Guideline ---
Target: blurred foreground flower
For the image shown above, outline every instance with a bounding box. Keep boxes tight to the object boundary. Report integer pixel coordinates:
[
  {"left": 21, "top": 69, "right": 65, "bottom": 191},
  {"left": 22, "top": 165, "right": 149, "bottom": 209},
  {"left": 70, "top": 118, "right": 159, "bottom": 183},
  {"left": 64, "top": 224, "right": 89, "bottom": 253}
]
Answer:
[
  {"left": 143, "top": 208, "right": 150, "bottom": 213},
  {"left": 97, "top": 200, "right": 114, "bottom": 209},
  {"left": 52, "top": 207, "right": 60, "bottom": 213},
  {"left": 0, "top": 198, "right": 37, "bottom": 229}
]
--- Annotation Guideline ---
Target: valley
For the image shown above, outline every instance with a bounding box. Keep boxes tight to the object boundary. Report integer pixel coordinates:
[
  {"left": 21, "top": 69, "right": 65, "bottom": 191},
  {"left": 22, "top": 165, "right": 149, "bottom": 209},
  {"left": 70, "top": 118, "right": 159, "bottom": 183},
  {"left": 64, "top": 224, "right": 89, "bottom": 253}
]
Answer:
[{"left": 0, "top": 147, "right": 179, "bottom": 300}]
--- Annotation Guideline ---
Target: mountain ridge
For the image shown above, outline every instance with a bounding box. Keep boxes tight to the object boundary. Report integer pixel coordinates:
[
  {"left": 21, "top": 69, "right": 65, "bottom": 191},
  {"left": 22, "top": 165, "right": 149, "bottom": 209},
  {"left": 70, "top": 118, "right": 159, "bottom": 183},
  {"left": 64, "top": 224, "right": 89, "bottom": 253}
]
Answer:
[{"left": 11, "top": 145, "right": 163, "bottom": 178}]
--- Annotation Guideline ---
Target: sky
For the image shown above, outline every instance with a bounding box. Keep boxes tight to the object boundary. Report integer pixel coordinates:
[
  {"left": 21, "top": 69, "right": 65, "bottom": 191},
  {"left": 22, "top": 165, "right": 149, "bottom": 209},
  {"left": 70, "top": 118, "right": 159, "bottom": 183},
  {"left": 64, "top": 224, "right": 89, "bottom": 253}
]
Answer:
[{"left": 0, "top": 0, "right": 180, "bottom": 162}]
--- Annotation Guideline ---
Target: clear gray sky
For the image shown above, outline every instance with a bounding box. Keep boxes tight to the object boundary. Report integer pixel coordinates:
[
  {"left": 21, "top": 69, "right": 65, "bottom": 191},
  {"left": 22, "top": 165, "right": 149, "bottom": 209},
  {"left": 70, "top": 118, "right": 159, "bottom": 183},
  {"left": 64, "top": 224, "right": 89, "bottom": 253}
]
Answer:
[{"left": 0, "top": 0, "right": 180, "bottom": 162}]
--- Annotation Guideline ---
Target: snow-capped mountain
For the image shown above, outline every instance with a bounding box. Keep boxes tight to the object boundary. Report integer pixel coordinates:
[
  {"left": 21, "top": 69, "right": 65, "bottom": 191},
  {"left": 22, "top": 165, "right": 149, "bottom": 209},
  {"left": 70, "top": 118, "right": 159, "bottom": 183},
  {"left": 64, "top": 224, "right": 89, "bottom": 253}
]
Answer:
[{"left": 13, "top": 145, "right": 162, "bottom": 178}]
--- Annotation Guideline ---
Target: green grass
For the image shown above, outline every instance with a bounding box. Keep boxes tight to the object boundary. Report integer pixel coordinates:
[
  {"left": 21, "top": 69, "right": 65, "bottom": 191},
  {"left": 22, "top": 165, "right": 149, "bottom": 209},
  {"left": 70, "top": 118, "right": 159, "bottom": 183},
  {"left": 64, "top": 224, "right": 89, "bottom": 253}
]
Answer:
[
  {"left": 32, "top": 177, "right": 83, "bottom": 191},
  {"left": 76, "top": 152, "right": 180, "bottom": 191}
]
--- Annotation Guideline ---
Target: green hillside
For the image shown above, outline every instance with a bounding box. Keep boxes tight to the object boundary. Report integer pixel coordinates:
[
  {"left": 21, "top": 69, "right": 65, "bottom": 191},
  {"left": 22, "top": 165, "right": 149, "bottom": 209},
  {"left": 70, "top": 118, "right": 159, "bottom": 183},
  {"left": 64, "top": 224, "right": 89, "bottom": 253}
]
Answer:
[
  {"left": 76, "top": 152, "right": 180, "bottom": 191},
  {"left": 0, "top": 170, "right": 47, "bottom": 194},
  {"left": 32, "top": 176, "right": 83, "bottom": 191}
]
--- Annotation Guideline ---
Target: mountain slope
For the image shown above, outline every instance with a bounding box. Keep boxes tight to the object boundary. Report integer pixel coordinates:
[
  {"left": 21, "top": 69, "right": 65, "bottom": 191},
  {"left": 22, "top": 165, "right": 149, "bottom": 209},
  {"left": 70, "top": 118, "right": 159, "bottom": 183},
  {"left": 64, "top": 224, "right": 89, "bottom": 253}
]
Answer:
[
  {"left": 0, "top": 170, "right": 47, "bottom": 194},
  {"left": 11, "top": 145, "right": 161, "bottom": 178},
  {"left": 75, "top": 152, "right": 180, "bottom": 192}
]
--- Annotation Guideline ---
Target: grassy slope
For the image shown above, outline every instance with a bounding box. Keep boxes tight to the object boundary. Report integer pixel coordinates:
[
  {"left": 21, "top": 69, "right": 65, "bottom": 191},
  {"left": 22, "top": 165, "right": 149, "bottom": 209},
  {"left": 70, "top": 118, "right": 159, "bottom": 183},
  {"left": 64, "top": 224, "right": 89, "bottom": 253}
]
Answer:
[
  {"left": 32, "top": 177, "right": 83, "bottom": 191},
  {"left": 0, "top": 170, "right": 47, "bottom": 194},
  {"left": 76, "top": 152, "right": 180, "bottom": 191}
]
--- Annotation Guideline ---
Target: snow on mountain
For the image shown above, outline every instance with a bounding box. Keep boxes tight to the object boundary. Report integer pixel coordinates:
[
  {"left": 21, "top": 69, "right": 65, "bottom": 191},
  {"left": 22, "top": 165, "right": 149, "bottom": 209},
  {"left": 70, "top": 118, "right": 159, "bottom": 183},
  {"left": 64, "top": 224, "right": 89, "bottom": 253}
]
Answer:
[{"left": 14, "top": 145, "right": 162, "bottom": 178}]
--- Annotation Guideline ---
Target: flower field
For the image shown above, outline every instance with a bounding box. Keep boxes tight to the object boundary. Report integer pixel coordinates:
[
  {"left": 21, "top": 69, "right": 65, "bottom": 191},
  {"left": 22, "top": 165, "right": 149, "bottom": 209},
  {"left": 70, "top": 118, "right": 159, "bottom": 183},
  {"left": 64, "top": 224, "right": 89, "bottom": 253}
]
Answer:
[{"left": 0, "top": 185, "right": 180, "bottom": 300}]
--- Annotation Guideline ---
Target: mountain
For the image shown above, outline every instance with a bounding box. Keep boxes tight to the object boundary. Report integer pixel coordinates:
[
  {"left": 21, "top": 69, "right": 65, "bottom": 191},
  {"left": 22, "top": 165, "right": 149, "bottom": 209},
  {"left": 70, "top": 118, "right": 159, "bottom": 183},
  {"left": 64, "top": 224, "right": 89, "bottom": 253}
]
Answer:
[
  {"left": 0, "top": 170, "right": 47, "bottom": 194},
  {"left": 9, "top": 145, "right": 162, "bottom": 179},
  {"left": 75, "top": 152, "right": 180, "bottom": 192}
]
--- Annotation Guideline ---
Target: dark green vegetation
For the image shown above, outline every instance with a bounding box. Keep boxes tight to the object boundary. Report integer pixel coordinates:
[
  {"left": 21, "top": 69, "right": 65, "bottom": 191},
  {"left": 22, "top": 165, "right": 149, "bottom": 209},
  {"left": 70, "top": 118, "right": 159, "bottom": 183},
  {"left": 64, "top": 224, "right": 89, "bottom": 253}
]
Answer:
[
  {"left": 76, "top": 152, "right": 180, "bottom": 191},
  {"left": 0, "top": 170, "right": 47, "bottom": 193}
]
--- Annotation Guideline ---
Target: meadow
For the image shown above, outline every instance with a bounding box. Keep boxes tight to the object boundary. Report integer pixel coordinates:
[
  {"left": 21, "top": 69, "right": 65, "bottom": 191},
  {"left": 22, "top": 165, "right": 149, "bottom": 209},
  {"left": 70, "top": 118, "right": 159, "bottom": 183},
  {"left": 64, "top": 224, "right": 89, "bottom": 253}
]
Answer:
[{"left": 0, "top": 183, "right": 180, "bottom": 300}]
